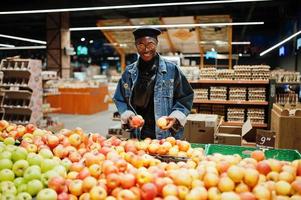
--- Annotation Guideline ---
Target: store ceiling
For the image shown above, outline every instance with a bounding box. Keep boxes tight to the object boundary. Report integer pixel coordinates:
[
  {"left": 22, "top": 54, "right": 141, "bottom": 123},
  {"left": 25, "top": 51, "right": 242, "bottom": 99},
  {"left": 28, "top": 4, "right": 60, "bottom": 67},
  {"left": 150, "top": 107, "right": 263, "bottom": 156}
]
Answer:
[{"left": 0, "top": 0, "right": 299, "bottom": 55}]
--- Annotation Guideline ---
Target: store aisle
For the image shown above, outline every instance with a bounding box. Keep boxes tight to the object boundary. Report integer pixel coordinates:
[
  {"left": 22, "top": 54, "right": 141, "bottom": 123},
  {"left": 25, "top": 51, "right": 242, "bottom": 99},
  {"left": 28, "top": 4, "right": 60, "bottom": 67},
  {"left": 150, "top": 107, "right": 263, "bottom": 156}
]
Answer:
[{"left": 50, "top": 104, "right": 120, "bottom": 136}]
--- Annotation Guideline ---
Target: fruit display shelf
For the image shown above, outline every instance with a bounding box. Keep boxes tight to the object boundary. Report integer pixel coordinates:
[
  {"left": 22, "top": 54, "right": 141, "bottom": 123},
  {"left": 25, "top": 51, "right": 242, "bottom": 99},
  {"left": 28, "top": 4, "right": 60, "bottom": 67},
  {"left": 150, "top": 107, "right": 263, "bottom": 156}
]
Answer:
[{"left": 0, "top": 119, "right": 301, "bottom": 199}]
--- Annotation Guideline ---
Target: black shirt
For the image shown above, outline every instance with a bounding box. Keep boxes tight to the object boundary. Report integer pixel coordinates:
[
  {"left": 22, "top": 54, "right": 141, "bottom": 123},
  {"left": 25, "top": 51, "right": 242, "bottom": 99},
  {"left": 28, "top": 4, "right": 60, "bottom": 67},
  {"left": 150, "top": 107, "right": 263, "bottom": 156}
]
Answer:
[{"left": 131, "top": 55, "right": 158, "bottom": 139}]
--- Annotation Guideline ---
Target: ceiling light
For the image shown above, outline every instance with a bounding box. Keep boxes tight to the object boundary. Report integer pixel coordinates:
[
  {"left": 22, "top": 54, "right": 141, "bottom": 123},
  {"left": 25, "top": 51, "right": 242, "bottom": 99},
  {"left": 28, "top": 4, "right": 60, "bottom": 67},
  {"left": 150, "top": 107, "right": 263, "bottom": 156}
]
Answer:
[
  {"left": 260, "top": 30, "right": 301, "bottom": 56},
  {"left": 81, "top": 37, "right": 85, "bottom": 42},
  {"left": 89, "top": 40, "right": 94, "bottom": 44},
  {"left": 0, "top": 46, "right": 46, "bottom": 50},
  {"left": 0, "top": 43, "right": 15, "bottom": 48},
  {"left": 70, "top": 22, "right": 264, "bottom": 31},
  {"left": 239, "top": 53, "right": 243, "bottom": 56},
  {"left": 0, "top": 0, "right": 271, "bottom": 15},
  {"left": 231, "top": 41, "right": 251, "bottom": 45},
  {"left": 211, "top": 48, "right": 215, "bottom": 51},
  {"left": 0, "top": 34, "right": 46, "bottom": 44}
]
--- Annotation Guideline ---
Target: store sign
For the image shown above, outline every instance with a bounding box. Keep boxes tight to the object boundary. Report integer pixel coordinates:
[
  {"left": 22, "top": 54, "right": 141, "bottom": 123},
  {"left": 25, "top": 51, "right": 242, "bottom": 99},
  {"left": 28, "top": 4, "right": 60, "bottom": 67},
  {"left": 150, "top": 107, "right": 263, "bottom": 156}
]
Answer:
[
  {"left": 205, "top": 51, "right": 217, "bottom": 59},
  {"left": 77, "top": 45, "right": 88, "bottom": 55},
  {"left": 256, "top": 129, "right": 275, "bottom": 148},
  {"left": 297, "top": 38, "right": 301, "bottom": 50},
  {"left": 279, "top": 46, "right": 285, "bottom": 56}
]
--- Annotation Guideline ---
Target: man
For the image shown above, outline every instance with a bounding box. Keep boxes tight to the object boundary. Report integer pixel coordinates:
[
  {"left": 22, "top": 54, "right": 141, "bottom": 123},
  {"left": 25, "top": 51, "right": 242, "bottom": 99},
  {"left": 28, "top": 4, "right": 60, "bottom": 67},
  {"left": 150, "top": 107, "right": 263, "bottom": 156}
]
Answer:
[{"left": 113, "top": 27, "right": 194, "bottom": 139}]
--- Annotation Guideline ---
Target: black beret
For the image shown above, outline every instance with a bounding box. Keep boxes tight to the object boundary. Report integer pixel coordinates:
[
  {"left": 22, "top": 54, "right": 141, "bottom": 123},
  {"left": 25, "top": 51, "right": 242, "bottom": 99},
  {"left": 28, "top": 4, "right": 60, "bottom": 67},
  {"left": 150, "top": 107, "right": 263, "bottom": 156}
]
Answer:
[{"left": 133, "top": 27, "right": 161, "bottom": 40}]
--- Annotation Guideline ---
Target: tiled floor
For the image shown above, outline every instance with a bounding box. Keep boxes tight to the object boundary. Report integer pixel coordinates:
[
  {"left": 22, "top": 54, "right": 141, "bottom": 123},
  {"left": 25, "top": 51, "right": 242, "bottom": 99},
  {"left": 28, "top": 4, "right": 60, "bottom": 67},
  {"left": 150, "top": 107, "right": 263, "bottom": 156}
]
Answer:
[{"left": 50, "top": 104, "right": 120, "bottom": 137}]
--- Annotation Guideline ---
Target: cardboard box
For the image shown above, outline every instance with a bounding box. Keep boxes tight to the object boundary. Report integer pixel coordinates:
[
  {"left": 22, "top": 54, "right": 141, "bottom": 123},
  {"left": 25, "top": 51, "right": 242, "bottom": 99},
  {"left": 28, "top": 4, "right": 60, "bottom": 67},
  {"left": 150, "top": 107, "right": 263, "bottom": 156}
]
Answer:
[
  {"left": 217, "top": 133, "right": 242, "bottom": 145},
  {"left": 271, "top": 104, "right": 301, "bottom": 151},
  {"left": 184, "top": 114, "right": 219, "bottom": 143},
  {"left": 216, "top": 119, "right": 253, "bottom": 145}
]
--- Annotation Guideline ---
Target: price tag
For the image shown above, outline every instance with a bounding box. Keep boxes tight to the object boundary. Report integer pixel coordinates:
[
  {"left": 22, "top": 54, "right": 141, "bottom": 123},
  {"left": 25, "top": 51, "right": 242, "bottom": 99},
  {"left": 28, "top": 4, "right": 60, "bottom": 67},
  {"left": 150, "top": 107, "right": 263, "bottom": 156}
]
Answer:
[{"left": 256, "top": 129, "right": 275, "bottom": 148}]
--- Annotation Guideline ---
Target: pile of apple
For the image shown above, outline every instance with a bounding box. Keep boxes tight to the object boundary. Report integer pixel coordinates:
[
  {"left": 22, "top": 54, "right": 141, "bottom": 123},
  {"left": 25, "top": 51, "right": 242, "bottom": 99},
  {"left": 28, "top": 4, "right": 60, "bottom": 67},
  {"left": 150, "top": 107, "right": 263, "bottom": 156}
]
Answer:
[{"left": 0, "top": 119, "right": 301, "bottom": 200}]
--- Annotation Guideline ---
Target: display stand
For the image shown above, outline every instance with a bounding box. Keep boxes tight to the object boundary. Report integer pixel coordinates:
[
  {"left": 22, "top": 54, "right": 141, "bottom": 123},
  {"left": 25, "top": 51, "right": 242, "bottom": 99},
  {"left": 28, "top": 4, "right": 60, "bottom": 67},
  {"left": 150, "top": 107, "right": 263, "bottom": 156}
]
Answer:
[
  {"left": 46, "top": 84, "right": 109, "bottom": 115},
  {"left": 0, "top": 58, "right": 42, "bottom": 125}
]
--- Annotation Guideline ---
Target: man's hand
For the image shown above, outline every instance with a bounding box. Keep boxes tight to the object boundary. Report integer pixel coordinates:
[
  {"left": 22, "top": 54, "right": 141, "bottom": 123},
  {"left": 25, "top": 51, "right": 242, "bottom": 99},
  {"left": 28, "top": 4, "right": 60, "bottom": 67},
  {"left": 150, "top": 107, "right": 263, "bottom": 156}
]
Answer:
[
  {"left": 129, "top": 115, "right": 145, "bottom": 128},
  {"left": 157, "top": 116, "right": 177, "bottom": 130}
]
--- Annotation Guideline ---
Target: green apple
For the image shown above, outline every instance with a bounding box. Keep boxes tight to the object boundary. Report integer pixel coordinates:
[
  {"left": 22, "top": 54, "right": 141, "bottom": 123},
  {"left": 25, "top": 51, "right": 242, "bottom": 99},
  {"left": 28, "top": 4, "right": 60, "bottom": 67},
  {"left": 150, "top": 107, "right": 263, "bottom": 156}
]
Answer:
[
  {"left": 5, "top": 144, "right": 17, "bottom": 152},
  {"left": 0, "top": 158, "right": 13, "bottom": 170},
  {"left": 0, "top": 143, "right": 5, "bottom": 152},
  {"left": 0, "top": 169, "right": 15, "bottom": 182},
  {"left": 36, "top": 188, "right": 57, "bottom": 200},
  {"left": 41, "top": 170, "right": 59, "bottom": 186},
  {"left": 38, "top": 149, "right": 53, "bottom": 159},
  {"left": 53, "top": 165, "right": 67, "bottom": 177},
  {"left": 40, "top": 159, "right": 57, "bottom": 173},
  {"left": 23, "top": 166, "right": 41, "bottom": 182},
  {"left": 17, "top": 183, "right": 28, "bottom": 193},
  {"left": 12, "top": 160, "right": 29, "bottom": 177},
  {"left": 26, "top": 179, "right": 43, "bottom": 196},
  {"left": 0, "top": 181, "right": 17, "bottom": 194},
  {"left": 14, "top": 177, "right": 25, "bottom": 188},
  {"left": 27, "top": 153, "right": 43, "bottom": 166},
  {"left": 0, "top": 151, "right": 12, "bottom": 159},
  {"left": 61, "top": 158, "right": 72, "bottom": 171},
  {"left": 12, "top": 147, "right": 28, "bottom": 162},
  {"left": 3, "top": 137, "right": 15, "bottom": 145},
  {"left": 1, "top": 193, "right": 16, "bottom": 200},
  {"left": 17, "top": 192, "right": 32, "bottom": 200}
]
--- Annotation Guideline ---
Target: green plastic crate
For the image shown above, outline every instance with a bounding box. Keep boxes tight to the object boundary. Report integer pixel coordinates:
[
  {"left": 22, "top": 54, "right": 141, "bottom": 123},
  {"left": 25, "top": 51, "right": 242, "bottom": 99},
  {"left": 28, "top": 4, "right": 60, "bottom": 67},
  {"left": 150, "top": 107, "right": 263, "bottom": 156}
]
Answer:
[
  {"left": 205, "top": 144, "right": 301, "bottom": 161},
  {"left": 264, "top": 149, "right": 301, "bottom": 162},
  {"left": 205, "top": 144, "right": 256, "bottom": 158},
  {"left": 191, "top": 143, "right": 207, "bottom": 149}
]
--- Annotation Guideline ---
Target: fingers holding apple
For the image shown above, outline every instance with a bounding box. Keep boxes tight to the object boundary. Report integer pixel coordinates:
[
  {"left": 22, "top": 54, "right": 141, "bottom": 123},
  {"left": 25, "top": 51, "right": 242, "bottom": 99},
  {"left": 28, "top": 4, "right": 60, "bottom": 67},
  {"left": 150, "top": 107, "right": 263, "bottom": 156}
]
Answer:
[
  {"left": 156, "top": 116, "right": 176, "bottom": 130},
  {"left": 129, "top": 115, "right": 145, "bottom": 129}
]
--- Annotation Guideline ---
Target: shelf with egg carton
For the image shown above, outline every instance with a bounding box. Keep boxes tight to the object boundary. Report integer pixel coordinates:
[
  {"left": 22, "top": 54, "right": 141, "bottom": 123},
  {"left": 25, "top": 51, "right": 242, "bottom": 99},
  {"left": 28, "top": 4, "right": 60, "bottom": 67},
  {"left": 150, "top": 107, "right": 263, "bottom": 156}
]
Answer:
[{"left": 0, "top": 58, "right": 42, "bottom": 125}]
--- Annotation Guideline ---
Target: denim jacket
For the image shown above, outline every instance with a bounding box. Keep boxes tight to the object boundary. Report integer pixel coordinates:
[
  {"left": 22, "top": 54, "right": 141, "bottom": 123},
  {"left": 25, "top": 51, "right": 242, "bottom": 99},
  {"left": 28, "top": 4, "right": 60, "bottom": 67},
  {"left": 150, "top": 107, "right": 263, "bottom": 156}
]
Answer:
[{"left": 113, "top": 55, "right": 194, "bottom": 139}]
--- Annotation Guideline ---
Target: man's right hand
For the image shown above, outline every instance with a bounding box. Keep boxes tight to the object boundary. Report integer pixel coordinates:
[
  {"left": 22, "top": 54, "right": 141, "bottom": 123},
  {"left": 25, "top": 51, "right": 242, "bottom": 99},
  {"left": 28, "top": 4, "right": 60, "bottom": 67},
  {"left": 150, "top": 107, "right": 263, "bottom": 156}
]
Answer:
[{"left": 129, "top": 115, "right": 145, "bottom": 128}]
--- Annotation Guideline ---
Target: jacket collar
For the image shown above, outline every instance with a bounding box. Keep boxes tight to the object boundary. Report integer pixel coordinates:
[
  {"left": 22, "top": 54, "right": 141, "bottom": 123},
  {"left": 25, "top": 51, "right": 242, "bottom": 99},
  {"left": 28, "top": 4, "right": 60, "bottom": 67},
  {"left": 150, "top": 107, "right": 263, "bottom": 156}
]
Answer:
[{"left": 129, "top": 54, "right": 167, "bottom": 75}]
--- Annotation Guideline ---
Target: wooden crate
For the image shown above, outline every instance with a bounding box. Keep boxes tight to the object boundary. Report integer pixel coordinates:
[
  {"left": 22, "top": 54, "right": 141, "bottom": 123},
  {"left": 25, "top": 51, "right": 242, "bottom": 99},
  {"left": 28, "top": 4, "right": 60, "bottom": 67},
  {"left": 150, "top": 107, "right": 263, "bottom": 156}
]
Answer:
[{"left": 271, "top": 104, "right": 301, "bottom": 152}]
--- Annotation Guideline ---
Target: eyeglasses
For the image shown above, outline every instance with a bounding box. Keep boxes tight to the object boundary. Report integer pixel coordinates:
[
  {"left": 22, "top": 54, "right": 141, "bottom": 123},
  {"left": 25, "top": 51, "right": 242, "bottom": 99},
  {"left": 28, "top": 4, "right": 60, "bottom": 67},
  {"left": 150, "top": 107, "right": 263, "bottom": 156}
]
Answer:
[{"left": 136, "top": 42, "right": 157, "bottom": 51}]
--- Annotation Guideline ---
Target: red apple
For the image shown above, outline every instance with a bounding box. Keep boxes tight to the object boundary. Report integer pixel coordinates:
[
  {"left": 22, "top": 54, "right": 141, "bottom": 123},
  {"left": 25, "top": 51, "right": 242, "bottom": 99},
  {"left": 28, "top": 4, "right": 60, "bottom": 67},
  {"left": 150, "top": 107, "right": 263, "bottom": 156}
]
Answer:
[
  {"left": 257, "top": 160, "right": 272, "bottom": 175},
  {"left": 141, "top": 183, "right": 158, "bottom": 200},
  {"left": 120, "top": 173, "right": 136, "bottom": 189},
  {"left": 106, "top": 173, "right": 120, "bottom": 190},
  {"left": 48, "top": 176, "right": 66, "bottom": 193}
]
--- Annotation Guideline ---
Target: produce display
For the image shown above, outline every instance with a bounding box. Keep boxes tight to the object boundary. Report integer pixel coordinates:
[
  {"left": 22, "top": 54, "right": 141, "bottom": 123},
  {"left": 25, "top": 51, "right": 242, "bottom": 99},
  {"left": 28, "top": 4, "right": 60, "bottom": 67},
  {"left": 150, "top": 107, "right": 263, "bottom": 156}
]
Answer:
[
  {"left": 200, "top": 68, "right": 216, "bottom": 80},
  {"left": 233, "top": 66, "right": 252, "bottom": 80},
  {"left": 216, "top": 70, "right": 234, "bottom": 80},
  {"left": 229, "top": 87, "right": 247, "bottom": 101},
  {"left": 227, "top": 108, "right": 245, "bottom": 123},
  {"left": 210, "top": 87, "right": 227, "bottom": 100},
  {"left": 247, "top": 109, "right": 265, "bottom": 124},
  {"left": 0, "top": 120, "right": 301, "bottom": 200},
  {"left": 193, "top": 89, "right": 208, "bottom": 100},
  {"left": 248, "top": 87, "right": 266, "bottom": 102}
]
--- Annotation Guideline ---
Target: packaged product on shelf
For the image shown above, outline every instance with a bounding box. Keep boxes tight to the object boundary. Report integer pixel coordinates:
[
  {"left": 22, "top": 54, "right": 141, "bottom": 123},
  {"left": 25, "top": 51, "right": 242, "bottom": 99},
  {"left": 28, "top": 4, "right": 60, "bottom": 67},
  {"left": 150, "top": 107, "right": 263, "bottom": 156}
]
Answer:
[
  {"left": 229, "top": 87, "right": 247, "bottom": 101},
  {"left": 216, "top": 69, "right": 234, "bottom": 80},
  {"left": 234, "top": 65, "right": 252, "bottom": 80},
  {"left": 271, "top": 69, "right": 301, "bottom": 83},
  {"left": 247, "top": 108, "right": 265, "bottom": 124},
  {"left": 251, "top": 65, "right": 270, "bottom": 80},
  {"left": 210, "top": 86, "right": 227, "bottom": 100},
  {"left": 227, "top": 108, "right": 245, "bottom": 122},
  {"left": 180, "top": 66, "right": 200, "bottom": 81},
  {"left": 193, "top": 88, "right": 208, "bottom": 100},
  {"left": 248, "top": 87, "right": 266, "bottom": 101},
  {"left": 200, "top": 67, "right": 216, "bottom": 80}
]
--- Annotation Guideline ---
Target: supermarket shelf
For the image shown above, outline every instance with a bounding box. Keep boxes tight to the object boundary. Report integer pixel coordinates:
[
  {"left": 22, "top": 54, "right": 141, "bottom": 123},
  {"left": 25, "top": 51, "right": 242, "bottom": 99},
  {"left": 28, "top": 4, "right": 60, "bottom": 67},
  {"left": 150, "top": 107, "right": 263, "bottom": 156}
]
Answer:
[
  {"left": 221, "top": 121, "right": 268, "bottom": 128},
  {"left": 43, "top": 92, "right": 61, "bottom": 97},
  {"left": 189, "top": 80, "right": 269, "bottom": 84},
  {"left": 1, "top": 68, "right": 31, "bottom": 72},
  {"left": 193, "top": 99, "right": 268, "bottom": 105},
  {"left": 2, "top": 90, "right": 32, "bottom": 94}
]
